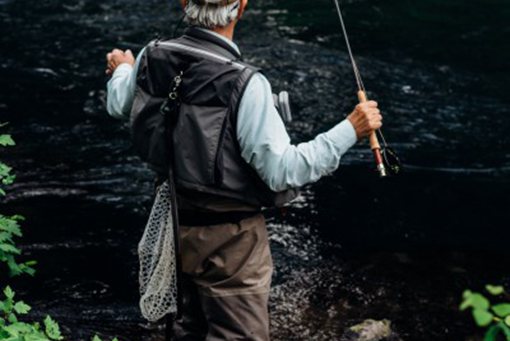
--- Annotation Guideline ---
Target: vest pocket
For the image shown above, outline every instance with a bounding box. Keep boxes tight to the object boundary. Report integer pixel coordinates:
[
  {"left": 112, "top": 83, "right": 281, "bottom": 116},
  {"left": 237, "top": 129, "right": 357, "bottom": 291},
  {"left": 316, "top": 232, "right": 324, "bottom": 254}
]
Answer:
[{"left": 174, "top": 103, "right": 228, "bottom": 186}]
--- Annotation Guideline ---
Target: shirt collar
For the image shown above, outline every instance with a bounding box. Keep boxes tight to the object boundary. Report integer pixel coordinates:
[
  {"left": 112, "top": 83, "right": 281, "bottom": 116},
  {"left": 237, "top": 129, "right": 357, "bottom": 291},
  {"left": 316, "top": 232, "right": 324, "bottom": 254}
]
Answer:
[{"left": 195, "top": 27, "right": 241, "bottom": 56}]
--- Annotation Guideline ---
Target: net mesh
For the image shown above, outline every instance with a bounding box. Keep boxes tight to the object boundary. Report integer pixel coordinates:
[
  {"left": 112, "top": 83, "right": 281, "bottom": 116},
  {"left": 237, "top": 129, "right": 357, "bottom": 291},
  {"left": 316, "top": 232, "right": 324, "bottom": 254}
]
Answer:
[{"left": 138, "top": 181, "right": 178, "bottom": 322}]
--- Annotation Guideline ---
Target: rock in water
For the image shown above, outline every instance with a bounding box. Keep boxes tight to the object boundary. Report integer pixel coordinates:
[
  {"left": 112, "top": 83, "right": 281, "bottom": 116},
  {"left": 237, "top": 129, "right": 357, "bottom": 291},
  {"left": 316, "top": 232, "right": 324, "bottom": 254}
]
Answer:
[{"left": 341, "top": 319, "right": 402, "bottom": 341}]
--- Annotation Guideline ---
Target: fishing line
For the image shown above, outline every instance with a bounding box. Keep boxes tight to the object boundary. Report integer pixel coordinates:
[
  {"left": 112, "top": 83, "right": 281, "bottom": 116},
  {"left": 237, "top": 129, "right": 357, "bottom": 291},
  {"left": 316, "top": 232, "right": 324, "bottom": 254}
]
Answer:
[
  {"left": 333, "top": 0, "right": 392, "bottom": 148},
  {"left": 333, "top": 0, "right": 364, "bottom": 92}
]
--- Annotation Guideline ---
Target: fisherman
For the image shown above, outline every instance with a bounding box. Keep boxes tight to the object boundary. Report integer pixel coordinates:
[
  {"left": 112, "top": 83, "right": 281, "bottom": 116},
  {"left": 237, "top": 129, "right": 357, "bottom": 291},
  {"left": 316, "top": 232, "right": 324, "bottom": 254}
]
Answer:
[{"left": 105, "top": 0, "right": 382, "bottom": 339}]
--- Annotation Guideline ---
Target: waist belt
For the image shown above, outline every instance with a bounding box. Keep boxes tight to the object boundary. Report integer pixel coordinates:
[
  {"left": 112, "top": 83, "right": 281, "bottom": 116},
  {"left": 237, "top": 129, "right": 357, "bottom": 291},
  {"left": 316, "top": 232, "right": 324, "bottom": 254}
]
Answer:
[{"left": 178, "top": 209, "right": 260, "bottom": 226}]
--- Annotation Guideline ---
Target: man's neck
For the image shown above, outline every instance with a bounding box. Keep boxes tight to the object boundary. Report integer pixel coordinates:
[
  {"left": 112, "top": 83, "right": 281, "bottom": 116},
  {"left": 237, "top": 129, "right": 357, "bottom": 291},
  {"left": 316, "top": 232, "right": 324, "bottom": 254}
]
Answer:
[{"left": 211, "top": 22, "right": 236, "bottom": 41}]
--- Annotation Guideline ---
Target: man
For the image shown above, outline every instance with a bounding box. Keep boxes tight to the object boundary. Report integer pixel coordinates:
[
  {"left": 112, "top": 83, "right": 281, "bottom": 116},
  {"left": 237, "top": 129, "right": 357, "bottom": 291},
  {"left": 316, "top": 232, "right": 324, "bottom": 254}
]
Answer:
[{"left": 106, "top": 0, "right": 382, "bottom": 339}]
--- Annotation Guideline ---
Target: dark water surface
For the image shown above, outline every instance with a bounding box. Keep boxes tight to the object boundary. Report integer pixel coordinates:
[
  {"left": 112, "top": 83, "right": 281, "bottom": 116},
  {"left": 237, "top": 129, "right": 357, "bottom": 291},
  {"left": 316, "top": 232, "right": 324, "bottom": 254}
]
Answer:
[{"left": 1, "top": 0, "right": 509, "bottom": 340}]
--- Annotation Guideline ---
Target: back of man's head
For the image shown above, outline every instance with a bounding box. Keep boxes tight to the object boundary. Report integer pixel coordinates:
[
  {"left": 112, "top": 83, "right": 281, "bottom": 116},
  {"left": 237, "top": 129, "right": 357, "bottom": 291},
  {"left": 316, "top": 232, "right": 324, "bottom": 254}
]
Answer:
[{"left": 184, "top": 0, "right": 242, "bottom": 29}]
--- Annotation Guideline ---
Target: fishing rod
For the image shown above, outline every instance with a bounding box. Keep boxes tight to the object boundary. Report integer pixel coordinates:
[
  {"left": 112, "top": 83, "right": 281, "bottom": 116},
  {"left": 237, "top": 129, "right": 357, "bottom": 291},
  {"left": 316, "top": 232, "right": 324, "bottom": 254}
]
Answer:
[{"left": 333, "top": 0, "right": 401, "bottom": 177}]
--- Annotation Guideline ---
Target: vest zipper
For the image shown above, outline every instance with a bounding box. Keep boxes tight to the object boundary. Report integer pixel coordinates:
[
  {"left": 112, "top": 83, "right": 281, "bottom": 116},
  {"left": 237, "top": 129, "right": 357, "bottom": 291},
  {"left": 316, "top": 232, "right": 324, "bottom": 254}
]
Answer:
[{"left": 213, "top": 112, "right": 229, "bottom": 186}]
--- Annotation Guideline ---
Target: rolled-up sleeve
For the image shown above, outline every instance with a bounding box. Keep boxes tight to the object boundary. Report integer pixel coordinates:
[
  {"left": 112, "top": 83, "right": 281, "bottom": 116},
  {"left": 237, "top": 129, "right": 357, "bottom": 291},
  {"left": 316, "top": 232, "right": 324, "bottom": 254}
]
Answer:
[{"left": 237, "top": 73, "right": 357, "bottom": 192}]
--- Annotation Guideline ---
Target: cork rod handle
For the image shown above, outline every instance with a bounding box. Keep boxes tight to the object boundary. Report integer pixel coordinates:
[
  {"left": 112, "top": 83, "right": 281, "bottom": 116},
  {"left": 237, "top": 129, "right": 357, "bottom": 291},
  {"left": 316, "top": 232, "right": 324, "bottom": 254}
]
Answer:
[
  {"left": 357, "top": 90, "right": 387, "bottom": 177},
  {"left": 357, "top": 90, "right": 381, "bottom": 151}
]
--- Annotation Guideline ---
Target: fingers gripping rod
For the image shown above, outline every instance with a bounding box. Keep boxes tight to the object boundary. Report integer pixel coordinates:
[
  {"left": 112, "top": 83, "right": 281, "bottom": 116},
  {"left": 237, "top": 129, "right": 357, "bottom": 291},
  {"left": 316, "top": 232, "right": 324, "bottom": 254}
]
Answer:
[{"left": 333, "top": 0, "right": 387, "bottom": 177}]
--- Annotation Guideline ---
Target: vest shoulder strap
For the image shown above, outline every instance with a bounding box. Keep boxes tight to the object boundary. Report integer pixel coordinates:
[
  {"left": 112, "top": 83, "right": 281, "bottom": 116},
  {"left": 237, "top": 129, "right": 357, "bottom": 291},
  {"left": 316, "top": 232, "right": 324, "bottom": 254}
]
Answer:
[{"left": 148, "top": 39, "right": 259, "bottom": 73}]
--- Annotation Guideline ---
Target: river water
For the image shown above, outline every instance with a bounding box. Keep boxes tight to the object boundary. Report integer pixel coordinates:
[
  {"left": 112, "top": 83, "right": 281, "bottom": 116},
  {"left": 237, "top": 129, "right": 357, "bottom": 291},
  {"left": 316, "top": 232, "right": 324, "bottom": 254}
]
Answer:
[{"left": 1, "top": 0, "right": 509, "bottom": 340}]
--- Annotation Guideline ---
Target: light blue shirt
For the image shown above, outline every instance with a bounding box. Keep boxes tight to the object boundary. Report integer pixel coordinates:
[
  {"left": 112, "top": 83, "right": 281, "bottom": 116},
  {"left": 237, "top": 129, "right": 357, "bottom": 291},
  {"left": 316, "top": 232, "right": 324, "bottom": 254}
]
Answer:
[{"left": 107, "top": 30, "right": 358, "bottom": 192}]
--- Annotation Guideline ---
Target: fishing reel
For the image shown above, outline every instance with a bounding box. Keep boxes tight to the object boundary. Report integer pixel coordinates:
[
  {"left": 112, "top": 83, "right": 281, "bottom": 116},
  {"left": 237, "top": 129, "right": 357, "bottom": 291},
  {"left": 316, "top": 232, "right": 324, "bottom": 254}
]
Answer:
[
  {"left": 380, "top": 145, "right": 402, "bottom": 176},
  {"left": 376, "top": 130, "right": 402, "bottom": 177}
]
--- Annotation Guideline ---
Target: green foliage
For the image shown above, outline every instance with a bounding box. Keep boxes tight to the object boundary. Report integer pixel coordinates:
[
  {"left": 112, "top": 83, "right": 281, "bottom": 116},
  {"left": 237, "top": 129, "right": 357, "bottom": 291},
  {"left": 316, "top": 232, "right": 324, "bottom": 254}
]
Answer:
[
  {"left": 43, "top": 316, "right": 63, "bottom": 340},
  {"left": 461, "top": 290, "right": 490, "bottom": 311},
  {"left": 0, "top": 286, "right": 63, "bottom": 340},
  {"left": 473, "top": 309, "right": 494, "bottom": 327},
  {"left": 487, "top": 285, "right": 506, "bottom": 296},
  {"left": 0, "top": 134, "right": 16, "bottom": 196},
  {"left": 494, "top": 304, "right": 510, "bottom": 318},
  {"left": 0, "top": 128, "right": 16, "bottom": 195},
  {"left": 461, "top": 285, "right": 510, "bottom": 341},
  {"left": 0, "top": 214, "right": 37, "bottom": 277},
  {"left": 0, "top": 135, "right": 15, "bottom": 147},
  {"left": 0, "top": 127, "right": 119, "bottom": 341},
  {"left": 0, "top": 287, "right": 119, "bottom": 341},
  {"left": 0, "top": 126, "right": 36, "bottom": 278},
  {"left": 0, "top": 125, "right": 16, "bottom": 195}
]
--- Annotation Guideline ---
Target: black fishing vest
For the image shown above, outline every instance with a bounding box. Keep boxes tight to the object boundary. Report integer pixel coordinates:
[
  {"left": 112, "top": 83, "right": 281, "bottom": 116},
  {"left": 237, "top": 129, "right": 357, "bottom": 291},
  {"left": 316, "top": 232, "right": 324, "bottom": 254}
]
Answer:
[{"left": 131, "top": 28, "right": 298, "bottom": 209}]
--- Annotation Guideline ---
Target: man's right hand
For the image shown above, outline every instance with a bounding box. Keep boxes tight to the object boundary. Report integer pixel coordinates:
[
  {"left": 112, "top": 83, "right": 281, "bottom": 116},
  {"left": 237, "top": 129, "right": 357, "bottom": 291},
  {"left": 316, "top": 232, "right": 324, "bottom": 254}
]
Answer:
[{"left": 347, "top": 100, "right": 382, "bottom": 140}]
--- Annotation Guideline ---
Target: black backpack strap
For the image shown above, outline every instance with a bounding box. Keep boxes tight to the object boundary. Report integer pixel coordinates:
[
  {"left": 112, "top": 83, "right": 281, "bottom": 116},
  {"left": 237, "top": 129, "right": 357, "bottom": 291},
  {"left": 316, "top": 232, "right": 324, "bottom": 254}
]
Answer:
[
  {"left": 229, "top": 66, "right": 261, "bottom": 131},
  {"left": 151, "top": 40, "right": 247, "bottom": 71}
]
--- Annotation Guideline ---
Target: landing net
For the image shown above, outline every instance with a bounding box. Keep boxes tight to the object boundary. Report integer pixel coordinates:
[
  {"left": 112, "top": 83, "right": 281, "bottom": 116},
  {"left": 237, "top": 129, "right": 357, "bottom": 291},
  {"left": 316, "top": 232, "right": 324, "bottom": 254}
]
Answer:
[{"left": 138, "top": 181, "right": 178, "bottom": 322}]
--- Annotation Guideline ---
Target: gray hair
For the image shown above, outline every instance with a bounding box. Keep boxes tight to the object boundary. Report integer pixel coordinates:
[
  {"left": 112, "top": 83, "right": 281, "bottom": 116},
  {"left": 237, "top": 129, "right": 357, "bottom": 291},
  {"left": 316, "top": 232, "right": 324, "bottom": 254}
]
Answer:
[{"left": 184, "top": 0, "right": 240, "bottom": 29}]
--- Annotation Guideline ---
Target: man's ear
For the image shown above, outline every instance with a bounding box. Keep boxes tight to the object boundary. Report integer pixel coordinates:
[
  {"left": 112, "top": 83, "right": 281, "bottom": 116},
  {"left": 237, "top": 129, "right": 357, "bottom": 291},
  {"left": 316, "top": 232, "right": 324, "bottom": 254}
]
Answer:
[{"left": 237, "top": 0, "right": 248, "bottom": 20}]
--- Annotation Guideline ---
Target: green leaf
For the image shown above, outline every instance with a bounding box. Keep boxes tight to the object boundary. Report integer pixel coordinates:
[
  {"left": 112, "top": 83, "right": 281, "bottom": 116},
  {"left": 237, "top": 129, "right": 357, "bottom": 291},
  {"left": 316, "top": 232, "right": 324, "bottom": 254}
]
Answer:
[
  {"left": 19, "top": 262, "right": 37, "bottom": 276},
  {"left": 484, "top": 324, "right": 501, "bottom": 341},
  {"left": 463, "top": 290, "right": 473, "bottom": 298},
  {"left": 112, "top": 338, "right": 119, "bottom": 341},
  {"left": 3, "top": 296, "right": 13, "bottom": 313},
  {"left": 4, "top": 322, "right": 34, "bottom": 335},
  {"left": 0, "top": 232, "right": 12, "bottom": 243},
  {"left": 92, "top": 336, "right": 102, "bottom": 341},
  {"left": 2, "top": 324, "right": 21, "bottom": 337},
  {"left": 7, "top": 312, "right": 18, "bottom": 324},
  {"left": 13, "top": 301, "right": 31, "bottom": 315},
  {"left": 4, "top": 287, "right": 15, "bottom": 300},
  {"left": 0, "top": 163, "right": 12, "bottom": 175},
  {"left": 0, "top": 135, "right": 15, "bottom": 147},
  {"left": 493, "top": 304, "right": 510, "bottom": 318},
  {"left": 10, "top": 215, "right": 25, "bottom": 222},
  {"left": 0, "top": 217, "right": 22, "bottom": 236},
  {"left": 461, "top": 291, "right": 491, "bottom": 311},
  {"left": 460, "top": 300, "right": 471, "bottom": 311},
  {"left": 7, "top": 257, "right": 23, "bottom": 277},
  {"left": 473, "top": 309, "right": 494, "bottom": 327},
  {"left": 471, "top": 293, "right": 491, "bottom": 310},
  {"left": 0, "top": 243, "right": 21, "bottom": 255},
  {"left": 505, "top": 316, "right": 510, "bottom": 327},
  {"left": 486, "top": 285, "right": 505, "bottom": 296},
  {"left": 43, "top": 316, "right": 63, "bottom": 340},
  {"left": 501, "top": 322, "right": 510, "bottom": 338},
  {"left": 5, "top": 257, "right": 36, "bottom": 278}
]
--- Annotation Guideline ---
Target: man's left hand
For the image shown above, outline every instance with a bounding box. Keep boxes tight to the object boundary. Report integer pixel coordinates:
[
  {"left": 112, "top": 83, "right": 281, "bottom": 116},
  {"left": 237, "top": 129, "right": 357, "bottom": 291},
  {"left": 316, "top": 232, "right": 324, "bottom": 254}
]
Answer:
[{"left": 106, "top": 49, "right": 135, "bottom": 75}]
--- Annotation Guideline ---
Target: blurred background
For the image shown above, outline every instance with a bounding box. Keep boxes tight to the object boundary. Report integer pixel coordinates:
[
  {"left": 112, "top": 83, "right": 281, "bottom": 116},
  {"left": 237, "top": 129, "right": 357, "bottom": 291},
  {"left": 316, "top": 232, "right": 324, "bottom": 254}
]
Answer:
[{"left": 0, "top": 0, "right": 509, "bottom": 340}]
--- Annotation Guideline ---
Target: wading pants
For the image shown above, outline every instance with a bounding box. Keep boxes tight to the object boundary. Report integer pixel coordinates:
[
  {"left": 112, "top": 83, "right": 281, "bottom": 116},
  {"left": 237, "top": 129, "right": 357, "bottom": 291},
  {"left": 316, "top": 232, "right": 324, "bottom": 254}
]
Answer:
[{"left": 171, "top": 213, "right": 273, "bottom": 341}]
